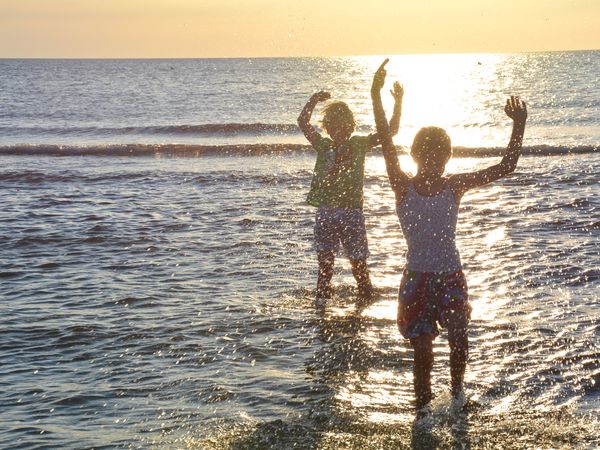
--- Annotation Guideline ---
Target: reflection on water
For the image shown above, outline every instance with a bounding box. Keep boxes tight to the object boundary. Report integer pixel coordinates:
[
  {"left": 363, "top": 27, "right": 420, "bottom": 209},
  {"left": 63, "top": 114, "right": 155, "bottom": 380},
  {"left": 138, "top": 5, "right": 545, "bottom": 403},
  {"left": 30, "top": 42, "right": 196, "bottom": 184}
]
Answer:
[
  {"left": 213, "top": 152, "right": 598, "bottom": 448},
  {"left": 199, "top": 295, "right": 595, "bottom": 449},
  {"left": 1, "top": 152, "right": 598, "bottom": 448},
  {"left": 356, "top": 54, "right": 511, "bottom": 149},
  {"left": 2, "top": 52, "right": 600, "bottom": 150}
]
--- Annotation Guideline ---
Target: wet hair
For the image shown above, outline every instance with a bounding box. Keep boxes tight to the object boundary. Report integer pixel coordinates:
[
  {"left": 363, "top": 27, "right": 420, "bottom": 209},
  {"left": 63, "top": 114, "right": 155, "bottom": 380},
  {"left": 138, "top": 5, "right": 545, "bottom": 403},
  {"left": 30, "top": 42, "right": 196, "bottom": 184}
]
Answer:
[
  {"left": 320, "top": 101, "right": 355, "bottom": 134},
  {"left": 411, "top": 126, "right": 452, "bottom": 163}
]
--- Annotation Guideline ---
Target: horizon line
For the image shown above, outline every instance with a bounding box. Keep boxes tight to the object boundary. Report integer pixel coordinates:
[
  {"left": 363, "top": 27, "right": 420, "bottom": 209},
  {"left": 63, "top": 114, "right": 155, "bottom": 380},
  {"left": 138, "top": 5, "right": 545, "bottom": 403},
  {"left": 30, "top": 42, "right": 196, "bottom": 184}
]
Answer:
[{"left": 1, "top": 48, "right": 599, "bottom": 60}]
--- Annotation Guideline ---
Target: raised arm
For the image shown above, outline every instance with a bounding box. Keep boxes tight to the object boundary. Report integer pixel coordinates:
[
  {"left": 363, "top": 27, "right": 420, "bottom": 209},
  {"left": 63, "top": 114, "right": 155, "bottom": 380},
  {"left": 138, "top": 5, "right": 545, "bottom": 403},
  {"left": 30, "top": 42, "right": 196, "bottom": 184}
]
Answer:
[
  {"left": 449, "top": 96, "right": 527, "bottom": 195},
  {"left": 369, "top": 81, "right": 403, "bottom": 146},
  {"left": 371, "top": 59, "right": 409, "bottom": 198},
  {"left": 388, "top": 82, "right": 403, "bottom": 135},
  {"left": 297, "top": 91, "right": 330, "bottom": 146}
]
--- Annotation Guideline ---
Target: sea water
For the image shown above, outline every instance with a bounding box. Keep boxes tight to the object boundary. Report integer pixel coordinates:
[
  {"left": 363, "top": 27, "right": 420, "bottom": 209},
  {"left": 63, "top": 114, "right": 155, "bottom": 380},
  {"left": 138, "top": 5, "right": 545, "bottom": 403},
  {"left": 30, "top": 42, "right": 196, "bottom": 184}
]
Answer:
[{"left": 0, "top": 53, "right": 599, "bottom": 448}]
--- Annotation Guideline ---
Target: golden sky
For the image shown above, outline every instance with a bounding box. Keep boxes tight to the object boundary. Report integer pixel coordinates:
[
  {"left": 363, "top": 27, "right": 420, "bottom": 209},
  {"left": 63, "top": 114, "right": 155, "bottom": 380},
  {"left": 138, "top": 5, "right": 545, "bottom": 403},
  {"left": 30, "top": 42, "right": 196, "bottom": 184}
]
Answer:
[{"left": 1, "top": 0, "right": 599, "bottom": 57}]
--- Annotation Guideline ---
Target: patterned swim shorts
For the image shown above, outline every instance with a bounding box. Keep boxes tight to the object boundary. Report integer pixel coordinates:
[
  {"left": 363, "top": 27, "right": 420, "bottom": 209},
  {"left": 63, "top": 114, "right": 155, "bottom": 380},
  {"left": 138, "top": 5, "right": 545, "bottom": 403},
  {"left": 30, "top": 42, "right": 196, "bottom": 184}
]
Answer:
[
  {"left": 397, "top": 269, "right": 470, "bottom": 339},
  {"left": 314, "top": 206, "right": 369, "bottom": 260}
]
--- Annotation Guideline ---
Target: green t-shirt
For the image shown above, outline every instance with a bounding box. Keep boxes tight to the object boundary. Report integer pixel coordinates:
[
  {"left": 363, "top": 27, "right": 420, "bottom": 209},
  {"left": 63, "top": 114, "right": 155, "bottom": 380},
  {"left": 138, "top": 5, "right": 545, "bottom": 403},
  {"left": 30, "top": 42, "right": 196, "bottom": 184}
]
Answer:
[{"left": 307, "top": 134, "right": 371, "bottom": 209}]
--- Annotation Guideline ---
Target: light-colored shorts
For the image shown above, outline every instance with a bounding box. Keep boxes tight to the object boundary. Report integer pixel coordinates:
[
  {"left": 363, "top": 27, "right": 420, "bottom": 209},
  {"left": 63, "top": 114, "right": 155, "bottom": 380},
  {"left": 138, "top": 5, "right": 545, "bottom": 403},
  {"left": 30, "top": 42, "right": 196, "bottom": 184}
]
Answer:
[
  {"left": 397, "top": 269, "right": 470, "bottom": 339},
  {"left": 314, "top": 206, "right": 370, "bottom": 260}
]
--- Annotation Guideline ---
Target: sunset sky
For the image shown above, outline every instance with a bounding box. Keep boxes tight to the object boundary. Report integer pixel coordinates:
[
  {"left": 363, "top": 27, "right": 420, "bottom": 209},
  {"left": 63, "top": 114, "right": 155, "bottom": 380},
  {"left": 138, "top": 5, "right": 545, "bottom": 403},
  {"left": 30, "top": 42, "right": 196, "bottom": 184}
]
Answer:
[{"left": 1, "top": 0, "right": 599, "bottom": 58}]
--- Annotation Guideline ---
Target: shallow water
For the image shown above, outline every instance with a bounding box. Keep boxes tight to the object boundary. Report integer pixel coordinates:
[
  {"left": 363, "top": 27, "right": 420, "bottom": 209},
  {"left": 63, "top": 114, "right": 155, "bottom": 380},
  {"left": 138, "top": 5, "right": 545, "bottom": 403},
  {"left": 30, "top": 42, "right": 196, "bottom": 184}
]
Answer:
[{"left": 1, "top": 151, "right": 598, "bottom": 448}]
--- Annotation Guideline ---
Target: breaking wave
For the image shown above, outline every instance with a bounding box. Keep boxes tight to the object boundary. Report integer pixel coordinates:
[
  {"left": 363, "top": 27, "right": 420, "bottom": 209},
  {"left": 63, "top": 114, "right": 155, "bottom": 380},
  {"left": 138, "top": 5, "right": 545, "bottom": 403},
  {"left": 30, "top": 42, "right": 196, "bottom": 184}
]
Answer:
[{"left": 0, "top": 143, "right": 597, "bottom": 158}]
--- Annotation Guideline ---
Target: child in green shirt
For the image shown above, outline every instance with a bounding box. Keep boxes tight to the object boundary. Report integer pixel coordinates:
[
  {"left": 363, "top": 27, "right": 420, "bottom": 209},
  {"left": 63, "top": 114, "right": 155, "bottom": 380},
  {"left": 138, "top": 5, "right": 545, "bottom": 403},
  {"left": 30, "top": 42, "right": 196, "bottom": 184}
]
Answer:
[{"left": 298, "top": 86, "right": 403, "bottom": 308}]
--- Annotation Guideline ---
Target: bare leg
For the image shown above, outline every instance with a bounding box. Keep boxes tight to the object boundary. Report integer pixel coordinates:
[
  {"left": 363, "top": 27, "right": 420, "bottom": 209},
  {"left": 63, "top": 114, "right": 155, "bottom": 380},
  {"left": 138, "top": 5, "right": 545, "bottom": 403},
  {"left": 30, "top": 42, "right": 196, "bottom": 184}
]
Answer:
[
  {"left": 350, "top": 258, "right": 374, "bottom": 300},
  {"left": 411, "top": 335, "right": 434, "bottom": 409},
  {"left": 447, "top": 310, "right": 469, "bottom": 397},
  {"left": 316, "top": 251, "right": 335, "bottom": 299}
]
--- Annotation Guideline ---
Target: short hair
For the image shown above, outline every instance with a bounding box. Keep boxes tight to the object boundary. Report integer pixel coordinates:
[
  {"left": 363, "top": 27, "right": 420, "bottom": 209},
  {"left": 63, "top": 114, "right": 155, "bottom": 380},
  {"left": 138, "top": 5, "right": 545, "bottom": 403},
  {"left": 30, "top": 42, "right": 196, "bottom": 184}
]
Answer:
[
  {"left": 411, "top": 126, "right": 452, "bottom": 162},
  {"left": 320, "top": 101, "right": 355, "bottom": 133}
]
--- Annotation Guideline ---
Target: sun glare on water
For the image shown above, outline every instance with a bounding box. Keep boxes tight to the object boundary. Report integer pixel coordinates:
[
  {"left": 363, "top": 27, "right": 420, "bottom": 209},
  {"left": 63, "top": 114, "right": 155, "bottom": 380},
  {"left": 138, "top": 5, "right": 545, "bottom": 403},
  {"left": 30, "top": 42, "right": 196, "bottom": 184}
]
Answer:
[{"left": 338, "top": 54, "right": 514, "bottom": 149}]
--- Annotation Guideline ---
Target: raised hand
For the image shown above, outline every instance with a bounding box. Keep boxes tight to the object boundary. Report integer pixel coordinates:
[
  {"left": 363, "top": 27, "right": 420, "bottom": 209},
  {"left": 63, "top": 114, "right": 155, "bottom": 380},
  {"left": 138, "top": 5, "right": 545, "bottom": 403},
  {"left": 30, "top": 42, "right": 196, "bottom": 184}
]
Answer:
[
  {"left": 299, "top": 91, "right": 331, "bottom": 144},
  {"left": 310, "top": 91, "right": 331, "bottom": 103},
  {"left": 371, "top": 58, "right": 389, "bottom": 92},
  {"left": 504, "top": 96, "right": 527, "bottom": 123},
  {"left": 391, "top": 81, "right": 404, "bottom": 102}
]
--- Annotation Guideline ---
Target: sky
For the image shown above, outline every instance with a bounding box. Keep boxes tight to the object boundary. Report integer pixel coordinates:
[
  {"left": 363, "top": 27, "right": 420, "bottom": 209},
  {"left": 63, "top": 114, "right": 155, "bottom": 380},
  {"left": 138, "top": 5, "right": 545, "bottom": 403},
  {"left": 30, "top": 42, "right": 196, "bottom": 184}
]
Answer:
[{"left": 0, "top": 0, "right": 599, "bottom": 58}]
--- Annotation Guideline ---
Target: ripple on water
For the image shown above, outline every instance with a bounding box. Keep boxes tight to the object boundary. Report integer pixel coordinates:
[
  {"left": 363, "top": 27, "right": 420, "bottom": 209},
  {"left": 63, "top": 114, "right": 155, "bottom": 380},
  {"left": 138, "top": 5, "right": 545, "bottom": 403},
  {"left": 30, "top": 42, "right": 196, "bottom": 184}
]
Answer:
[{"left": 1, "top": 152, "right": 599, "bottom": 448}]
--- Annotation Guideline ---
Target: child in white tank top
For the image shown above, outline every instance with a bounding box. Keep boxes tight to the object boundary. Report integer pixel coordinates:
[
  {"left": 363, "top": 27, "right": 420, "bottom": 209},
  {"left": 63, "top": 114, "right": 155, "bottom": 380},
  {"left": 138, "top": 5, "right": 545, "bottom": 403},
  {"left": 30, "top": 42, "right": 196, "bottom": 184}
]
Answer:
[{"left": 371, "top": 59, "right": 528, "bottom": 418}]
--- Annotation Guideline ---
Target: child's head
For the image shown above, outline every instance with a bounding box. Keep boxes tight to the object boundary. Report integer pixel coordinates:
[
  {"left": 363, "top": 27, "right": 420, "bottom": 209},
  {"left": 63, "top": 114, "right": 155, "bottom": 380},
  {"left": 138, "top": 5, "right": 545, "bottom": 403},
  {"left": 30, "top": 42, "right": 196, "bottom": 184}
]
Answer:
[
  {"left": 411, "top": 126, "right": 452, "bottom": 176},
  {"left": 321, "top": 101, "right": 355, "bottom": 142}
]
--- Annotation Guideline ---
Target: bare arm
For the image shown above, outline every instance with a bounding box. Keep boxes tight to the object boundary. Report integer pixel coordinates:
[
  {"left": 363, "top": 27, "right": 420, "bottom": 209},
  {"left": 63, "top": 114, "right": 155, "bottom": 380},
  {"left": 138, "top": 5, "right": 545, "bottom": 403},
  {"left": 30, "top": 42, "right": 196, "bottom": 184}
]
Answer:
[
  {"left": 371, "top": 59, "right": 409, "bottom": 198},
  {"left": 297, "top": 91, "right": 330, "bottom": 146},
  {"left": 449, "top": 96, "right": 527, "bottom": 196},
  {"left": 389, "top": 82, "right": 403, "bottom": 135},
  {"left": 369, "top": 81, "right": 403, "bottom": 146}
]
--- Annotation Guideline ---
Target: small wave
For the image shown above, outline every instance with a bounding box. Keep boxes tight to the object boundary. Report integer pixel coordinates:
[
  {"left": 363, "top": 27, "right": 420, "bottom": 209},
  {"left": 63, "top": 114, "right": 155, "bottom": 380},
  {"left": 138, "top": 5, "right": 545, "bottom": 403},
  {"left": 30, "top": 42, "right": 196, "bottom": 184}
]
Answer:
[
  {"left": 112, "top": 296, "right": 159, "bottom": 308},
  {"left": 0, "top": 169, "right": 157, "bottom": 183},
  {"left": 0, "top": 271, "right": 23, "bottom": 279},
  {"left": 1, "top": 144, "right": 598, "bottom": 158},
  {"left": 81, "top": 236, "right": 107, "bottom": 244},
  {"left": 192, "top": 171, "right": 308, "bottom": 186},
  {"left": 53, "top": 393, "right": 106, "bottom": 406},
  {"left": 36, "top": 262, "right": 60, "bottom": 269},
  {"left": 586, "top": 221, "right": 600, "bottom": 230},
  {"left": 0, "top": 143, "right": 309, "bottom": 157},
  {"left": 14, "top": 236, "right": 66, "bottom": 246},
  {"left": 0, "top": 123, "right": 302, "bottom": 136},
  {"left": 452, "top": 144, "right": 600, "bottom": 157}
]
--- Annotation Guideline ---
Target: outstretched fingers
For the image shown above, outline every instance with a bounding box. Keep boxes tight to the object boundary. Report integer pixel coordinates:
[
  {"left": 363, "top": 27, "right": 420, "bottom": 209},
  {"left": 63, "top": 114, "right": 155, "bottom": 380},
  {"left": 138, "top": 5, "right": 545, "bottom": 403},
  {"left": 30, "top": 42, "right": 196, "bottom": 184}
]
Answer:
[
  {"left": 514, "top": 96, "right": 527, "bottom": 116},
  {"left": 517, "top": 97, "right": 527, "bottom": 113},
  {"left": 505, "top": 95, "right": 527, "bottom": 121},
  {"left": 391, "top": 81, "right": 404, "bottom": 99},
  {"left": 312, "top": 90, "right": 331, "bottom": 102}
]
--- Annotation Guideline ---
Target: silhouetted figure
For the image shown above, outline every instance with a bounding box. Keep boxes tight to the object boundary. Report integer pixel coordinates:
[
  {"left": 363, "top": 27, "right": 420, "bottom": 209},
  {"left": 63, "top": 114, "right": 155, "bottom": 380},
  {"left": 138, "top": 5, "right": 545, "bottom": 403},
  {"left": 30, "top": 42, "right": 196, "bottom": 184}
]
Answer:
[
  {"left": 298, "top": 82, "right": 403, "bottom": 308},
  {"left": 371, "top": 59, "right": 527, "bottom": 419}
]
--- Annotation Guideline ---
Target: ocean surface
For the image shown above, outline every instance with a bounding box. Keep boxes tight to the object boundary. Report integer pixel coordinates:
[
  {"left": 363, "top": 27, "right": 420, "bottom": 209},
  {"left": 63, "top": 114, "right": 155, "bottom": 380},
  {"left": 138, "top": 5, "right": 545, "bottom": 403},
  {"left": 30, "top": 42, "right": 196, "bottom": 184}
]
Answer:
[{"left": 0, "top": 53, "right": 599, "bottom": 449}]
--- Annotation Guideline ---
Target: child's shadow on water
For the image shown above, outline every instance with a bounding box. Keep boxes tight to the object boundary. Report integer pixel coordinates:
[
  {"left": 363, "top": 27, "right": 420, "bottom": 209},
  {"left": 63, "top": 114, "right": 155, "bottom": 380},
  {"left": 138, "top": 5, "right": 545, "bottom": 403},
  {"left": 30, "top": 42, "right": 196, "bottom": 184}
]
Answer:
[
  {"left": 410, "top": 407, "right": 472, "bottom": 450},
  {"left": 226, "top": 292, "right": 472, "bottom": 449},
  {"left": 450, "top": 415, "right": 471, "bottom": 450},
  {"left": 225, "top": 305, "right": 366, "bottom": 449},
  {"left": 411, "top": 421, "right": 440, "bottom": 450}
]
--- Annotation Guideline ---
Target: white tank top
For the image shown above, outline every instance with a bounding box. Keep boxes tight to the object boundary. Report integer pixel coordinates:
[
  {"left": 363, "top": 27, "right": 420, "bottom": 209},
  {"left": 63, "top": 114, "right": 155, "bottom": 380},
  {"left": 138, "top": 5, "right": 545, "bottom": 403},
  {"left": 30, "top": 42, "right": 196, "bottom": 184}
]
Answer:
[{"left": 396, "top": 180, "right": 462, "bottom": 272}]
